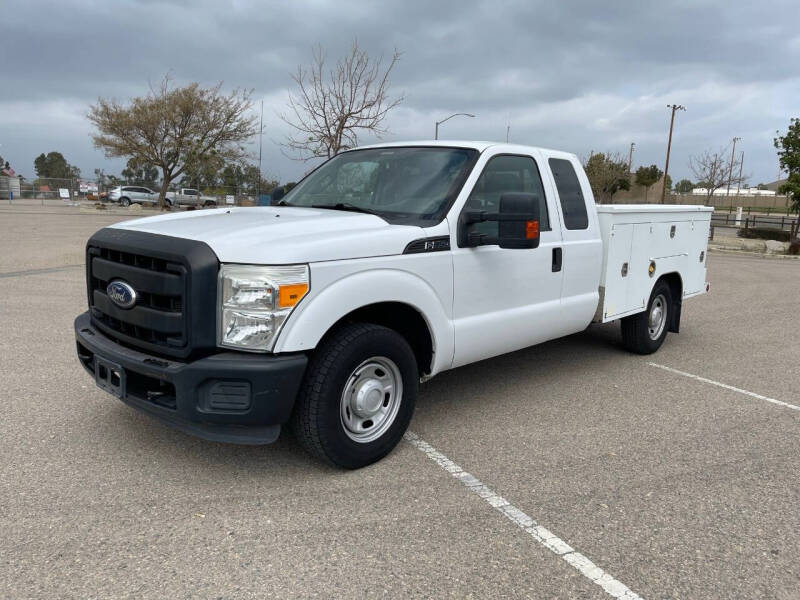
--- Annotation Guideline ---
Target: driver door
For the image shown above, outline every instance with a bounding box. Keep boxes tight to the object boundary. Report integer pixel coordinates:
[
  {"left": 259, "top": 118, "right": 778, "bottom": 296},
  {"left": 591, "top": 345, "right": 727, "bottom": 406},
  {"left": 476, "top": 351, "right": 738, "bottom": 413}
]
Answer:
[{"left": 450, "top": 150, "right": 566, "bottom": 367}]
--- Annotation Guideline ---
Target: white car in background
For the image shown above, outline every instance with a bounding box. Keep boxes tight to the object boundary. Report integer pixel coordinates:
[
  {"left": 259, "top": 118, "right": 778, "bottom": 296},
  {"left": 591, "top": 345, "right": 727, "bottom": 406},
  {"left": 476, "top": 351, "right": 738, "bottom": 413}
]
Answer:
[
  {"left": 165, "top": 188, "right": 218, "bottom": 207},
  {"left": 107, "top": 186, "right": 158, "bottom": 207}
]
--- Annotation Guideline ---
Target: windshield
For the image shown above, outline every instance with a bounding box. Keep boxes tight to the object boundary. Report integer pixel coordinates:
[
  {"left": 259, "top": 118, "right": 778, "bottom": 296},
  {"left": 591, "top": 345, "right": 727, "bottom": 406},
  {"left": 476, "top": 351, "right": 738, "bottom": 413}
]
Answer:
[{"left": 282, "top": 146, "right": 478, "bottom": 224}]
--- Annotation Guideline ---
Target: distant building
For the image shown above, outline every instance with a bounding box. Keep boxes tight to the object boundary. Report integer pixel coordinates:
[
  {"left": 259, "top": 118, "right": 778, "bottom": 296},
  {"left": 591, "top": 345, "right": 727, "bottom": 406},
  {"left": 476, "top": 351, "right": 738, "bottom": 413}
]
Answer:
[
  {"left": 691, "top": 187, "right": 776, "bottom": 197},
  {"left": 764, "top": 179, "right": 787, "bottom": 192},
  {"left": 0, "top": 175, "right": 21, "bottom": 199}
]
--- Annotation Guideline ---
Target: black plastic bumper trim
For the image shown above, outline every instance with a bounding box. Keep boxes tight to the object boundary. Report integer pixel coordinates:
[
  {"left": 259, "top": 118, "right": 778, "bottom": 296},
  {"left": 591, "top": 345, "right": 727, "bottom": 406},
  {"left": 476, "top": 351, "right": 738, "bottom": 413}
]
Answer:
[{"left": 74, "top": 312, "right": 307, "bottom": 445}]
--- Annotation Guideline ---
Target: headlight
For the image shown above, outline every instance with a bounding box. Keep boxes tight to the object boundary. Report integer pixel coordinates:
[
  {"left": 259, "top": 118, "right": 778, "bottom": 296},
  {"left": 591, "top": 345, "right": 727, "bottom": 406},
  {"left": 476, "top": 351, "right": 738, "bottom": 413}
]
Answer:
[{"left": 218, "top": 264, "right": 309, "bottom": 351}]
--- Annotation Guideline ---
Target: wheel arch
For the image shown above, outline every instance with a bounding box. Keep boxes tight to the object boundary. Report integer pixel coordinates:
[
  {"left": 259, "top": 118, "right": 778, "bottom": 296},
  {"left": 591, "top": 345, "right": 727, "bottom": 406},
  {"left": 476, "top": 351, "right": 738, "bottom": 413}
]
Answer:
[
  {"left": 322, "top": 302, "right": 434, "bottom": 377},
  {"left": 655, "top": 271, "right": 683, "bottom": 333},
  {"left": 274, "top": 269, "right": 452, "bottom": 376}
]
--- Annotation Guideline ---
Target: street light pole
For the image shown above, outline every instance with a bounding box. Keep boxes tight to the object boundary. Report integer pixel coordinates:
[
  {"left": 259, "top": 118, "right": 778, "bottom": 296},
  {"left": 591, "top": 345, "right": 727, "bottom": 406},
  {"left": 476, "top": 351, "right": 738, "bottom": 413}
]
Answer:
[
  {"left": 661, "top": 104, "right": 685, "bottom": 204},
  {"left": 726, "top": 136, "right": 741, "bottom": 196},
  {"left": 257, "top": 99, "right": 264, "bottom": 201},
  {"left": 434, "top": 113, "right": 475, "bottom": 140}
]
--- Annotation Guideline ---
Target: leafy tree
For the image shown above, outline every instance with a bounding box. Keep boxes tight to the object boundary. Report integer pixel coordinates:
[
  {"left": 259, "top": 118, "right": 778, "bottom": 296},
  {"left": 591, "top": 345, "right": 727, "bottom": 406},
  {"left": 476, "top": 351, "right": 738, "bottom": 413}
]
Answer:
[
  {"left": 121, "top": 157, "right": 159, "bottom": 187},
  {"left": 281, "top": 39, "right": 403, "bottom": 160},
  {"left": 583, "top": 152, "right": 631, "bottom": 202},
  {"left": 634, "top": 164, "right": 662, "bottom": 202},
  {"left": 774, "top": 117, "right": 800, "bottom": 242},
  {"left": 33, "top": 151, "right": 80, "bottom": 179},
  {"left": 675, "top": 178, "right": 693, "bottom": 194},
  {"left": 180, "top": 153, "right": 225, "bottom": 190},
  {"left": 220, "top": 163, "right": 245, "bottom": 190},
  {"left": 89, "top": 75, "right": 258, "bottom": 208}
]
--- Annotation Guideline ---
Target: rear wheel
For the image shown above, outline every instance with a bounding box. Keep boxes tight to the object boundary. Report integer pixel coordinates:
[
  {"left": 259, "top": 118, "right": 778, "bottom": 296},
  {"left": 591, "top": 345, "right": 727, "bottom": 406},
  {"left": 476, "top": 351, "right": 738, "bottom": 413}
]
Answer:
[
  {"left": 120, "top": 197, "right": 131, "bottom": 207},
  {"left": 290, "top": 323, "right": 418, "bottom": 469},
  {"left": 621, "top": 280, "right": 672, "bottom": 354}
]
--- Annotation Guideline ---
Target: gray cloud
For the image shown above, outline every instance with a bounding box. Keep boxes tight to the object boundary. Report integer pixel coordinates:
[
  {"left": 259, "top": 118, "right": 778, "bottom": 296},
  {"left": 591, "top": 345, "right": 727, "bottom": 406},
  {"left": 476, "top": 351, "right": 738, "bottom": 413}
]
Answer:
[{"left": 1, "top": 0, "right": 797, "bottom": 185}]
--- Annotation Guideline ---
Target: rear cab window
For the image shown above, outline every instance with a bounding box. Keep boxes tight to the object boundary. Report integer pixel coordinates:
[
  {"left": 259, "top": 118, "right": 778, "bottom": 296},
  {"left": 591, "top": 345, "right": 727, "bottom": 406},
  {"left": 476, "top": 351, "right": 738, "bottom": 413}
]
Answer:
[{"left": 548, "top": 158, "right": 588, "bottom": 230}]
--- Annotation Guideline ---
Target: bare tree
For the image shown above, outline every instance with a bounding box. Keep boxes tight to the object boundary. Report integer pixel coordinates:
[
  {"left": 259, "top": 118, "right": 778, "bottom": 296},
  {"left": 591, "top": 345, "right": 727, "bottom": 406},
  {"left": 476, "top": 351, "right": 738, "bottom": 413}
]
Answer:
[
  {"left": 281, "top": 40, "right": 403, "bottom": 161},
  {"left": 688, "top": 148, "right": 746, "bottom": 206},
  {"left": 89, "top": 76, "right": 257, "bottom": 209}
]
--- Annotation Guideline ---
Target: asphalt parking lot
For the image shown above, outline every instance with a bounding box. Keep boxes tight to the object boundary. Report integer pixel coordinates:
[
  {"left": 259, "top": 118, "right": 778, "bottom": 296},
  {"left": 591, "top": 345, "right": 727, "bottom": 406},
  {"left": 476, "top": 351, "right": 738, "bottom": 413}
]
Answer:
[{"left": 1, "top": 206, "right": 799, "bottom": 599}]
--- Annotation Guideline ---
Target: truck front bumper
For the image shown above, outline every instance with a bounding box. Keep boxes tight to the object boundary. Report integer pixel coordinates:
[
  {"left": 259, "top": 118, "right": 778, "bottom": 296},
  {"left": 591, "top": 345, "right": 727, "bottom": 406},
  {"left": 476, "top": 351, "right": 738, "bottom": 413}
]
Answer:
[{"left": 74, "top": 312, "right": 307, "bottom": 444}]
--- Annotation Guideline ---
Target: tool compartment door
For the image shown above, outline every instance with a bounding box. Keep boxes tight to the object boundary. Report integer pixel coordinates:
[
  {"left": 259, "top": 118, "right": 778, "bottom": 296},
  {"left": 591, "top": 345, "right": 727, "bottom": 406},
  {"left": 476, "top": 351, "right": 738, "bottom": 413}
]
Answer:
[{"left": 599, "top": 223, "right": 634, "bottom": 320}]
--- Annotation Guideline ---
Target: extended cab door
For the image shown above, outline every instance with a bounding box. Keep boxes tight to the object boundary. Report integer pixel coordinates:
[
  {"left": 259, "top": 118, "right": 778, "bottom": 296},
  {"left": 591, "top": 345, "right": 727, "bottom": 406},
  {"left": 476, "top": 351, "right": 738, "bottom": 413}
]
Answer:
[
  {"left": 450, "top": 149, "right": 567, "bottom": 367},
  {"left": 545, "top": 155, "right": 603, "bottom": 330}
]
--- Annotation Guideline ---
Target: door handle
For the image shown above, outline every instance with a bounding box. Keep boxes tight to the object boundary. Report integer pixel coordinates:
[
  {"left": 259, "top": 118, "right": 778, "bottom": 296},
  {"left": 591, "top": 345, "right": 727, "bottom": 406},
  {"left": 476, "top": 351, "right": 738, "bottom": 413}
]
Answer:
[{"left": 552, "top": 247, "right": 562, "bottom": 272}]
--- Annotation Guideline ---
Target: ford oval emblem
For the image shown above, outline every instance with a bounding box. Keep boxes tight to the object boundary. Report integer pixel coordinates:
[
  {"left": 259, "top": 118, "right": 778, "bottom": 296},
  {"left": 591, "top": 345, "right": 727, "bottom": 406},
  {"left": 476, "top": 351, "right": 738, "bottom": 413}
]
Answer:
[{"left": 107, "top": 280, "right": 137, "bottom": 309}]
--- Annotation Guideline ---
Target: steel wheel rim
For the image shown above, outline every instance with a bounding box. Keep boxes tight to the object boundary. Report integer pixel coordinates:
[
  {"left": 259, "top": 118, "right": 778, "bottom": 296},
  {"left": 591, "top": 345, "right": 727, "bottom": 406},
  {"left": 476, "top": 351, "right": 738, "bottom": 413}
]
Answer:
[
  {"left": 648, "top": 293, "right": 668, "bottom": 340},
  {"left": 340, "top": 356, "right": 403, "bottom": 444}
]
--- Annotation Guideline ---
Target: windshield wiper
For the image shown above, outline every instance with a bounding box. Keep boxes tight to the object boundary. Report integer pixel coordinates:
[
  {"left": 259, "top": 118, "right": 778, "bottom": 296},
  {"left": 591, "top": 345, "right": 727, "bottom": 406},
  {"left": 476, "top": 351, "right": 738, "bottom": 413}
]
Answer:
[
  {"left": 277, "top": 199, "right": 292, "bottom": 206},
  {"left": 311, "top": 202, "right": 381, "bottom": 217}
]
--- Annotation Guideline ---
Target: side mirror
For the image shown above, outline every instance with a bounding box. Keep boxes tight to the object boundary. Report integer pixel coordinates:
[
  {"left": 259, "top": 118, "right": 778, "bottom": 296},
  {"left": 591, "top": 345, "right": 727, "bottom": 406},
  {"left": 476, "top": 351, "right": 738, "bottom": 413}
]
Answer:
[
  {"left": 459, "top": 192, "right": 541, "bottom": 249},
  {"left": 497, "top": 192, "right": 540, "bottom": 249},
  {"left": 271, "top": 186, "right": 286, "bottom": 205}
]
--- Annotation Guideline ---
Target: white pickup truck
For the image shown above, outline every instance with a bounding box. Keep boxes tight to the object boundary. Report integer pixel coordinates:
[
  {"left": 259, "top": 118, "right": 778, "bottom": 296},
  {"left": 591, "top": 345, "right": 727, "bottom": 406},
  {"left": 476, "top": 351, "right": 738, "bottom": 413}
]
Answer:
[
  {"left": 75, "top": 141, "right": 712, "bottom": 468},
  {"left": 165, "top": 188, "right": 217, "bottom": 208}
]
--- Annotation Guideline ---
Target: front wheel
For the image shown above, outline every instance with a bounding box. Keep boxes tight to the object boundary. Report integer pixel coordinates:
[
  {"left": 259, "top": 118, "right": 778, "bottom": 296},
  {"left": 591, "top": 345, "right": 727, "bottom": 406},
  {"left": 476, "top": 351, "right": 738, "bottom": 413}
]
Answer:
[
  {"left": 290, "top": 323, "right": 418, "bottom": 469},
  {"left": 621, "top": 280, "right": 672, "bottom": 354}
]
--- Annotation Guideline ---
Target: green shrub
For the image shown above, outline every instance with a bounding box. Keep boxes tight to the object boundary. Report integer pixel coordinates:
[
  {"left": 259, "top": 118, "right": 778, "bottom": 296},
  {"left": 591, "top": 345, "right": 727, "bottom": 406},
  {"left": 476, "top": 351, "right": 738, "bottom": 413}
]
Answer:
[{"left": 737, "top": 228, "right": 791, "bottom": 242}]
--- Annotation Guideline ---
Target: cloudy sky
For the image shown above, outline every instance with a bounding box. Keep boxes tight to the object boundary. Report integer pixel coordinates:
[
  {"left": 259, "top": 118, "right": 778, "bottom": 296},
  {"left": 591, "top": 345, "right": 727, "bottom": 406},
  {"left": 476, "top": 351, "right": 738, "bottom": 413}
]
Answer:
[{"left": 1, "top": 0, "right": 797, "bottom": 185}]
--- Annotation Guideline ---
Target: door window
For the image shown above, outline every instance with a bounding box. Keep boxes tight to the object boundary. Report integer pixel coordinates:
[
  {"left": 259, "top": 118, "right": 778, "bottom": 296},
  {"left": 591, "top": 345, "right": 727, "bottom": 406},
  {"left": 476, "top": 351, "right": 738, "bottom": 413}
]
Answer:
[{"left": 463, "top": 154, "right": 550, "bottom": 239}]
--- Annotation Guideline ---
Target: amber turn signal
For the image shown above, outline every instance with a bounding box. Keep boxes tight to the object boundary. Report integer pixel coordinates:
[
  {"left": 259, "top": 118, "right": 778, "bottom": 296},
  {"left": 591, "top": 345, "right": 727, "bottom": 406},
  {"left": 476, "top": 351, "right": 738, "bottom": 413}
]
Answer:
[
  {"left": 525, "top": 220, "right": 539, "bottom": 239},
  {"left": 279, "top": 283, "right": 309, "bottom": 308}
]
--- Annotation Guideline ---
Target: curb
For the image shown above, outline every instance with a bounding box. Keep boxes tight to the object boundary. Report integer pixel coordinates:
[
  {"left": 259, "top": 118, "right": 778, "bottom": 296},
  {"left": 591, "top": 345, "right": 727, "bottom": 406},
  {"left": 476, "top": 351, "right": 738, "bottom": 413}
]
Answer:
[{"left": 708, "top": 246, "right": 800, "bottom": 260}]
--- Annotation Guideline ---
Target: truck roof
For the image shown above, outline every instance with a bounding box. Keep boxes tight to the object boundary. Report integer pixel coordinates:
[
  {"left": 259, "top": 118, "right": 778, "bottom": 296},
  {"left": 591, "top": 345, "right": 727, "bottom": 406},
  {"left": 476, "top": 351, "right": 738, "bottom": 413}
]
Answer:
[{"left": 354, "top": 140, "right": 577, "bottom": 159}]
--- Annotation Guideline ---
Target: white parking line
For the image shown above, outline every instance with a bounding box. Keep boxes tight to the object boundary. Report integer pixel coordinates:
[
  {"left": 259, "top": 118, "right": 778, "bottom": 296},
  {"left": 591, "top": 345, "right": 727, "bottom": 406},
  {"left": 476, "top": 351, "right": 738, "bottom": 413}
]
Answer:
[
  {"left": 648, "top": 363, "right": 800, "bottom": 412},
  {"left": 404, "top": 432, "right": 644, "bottom": 600}
]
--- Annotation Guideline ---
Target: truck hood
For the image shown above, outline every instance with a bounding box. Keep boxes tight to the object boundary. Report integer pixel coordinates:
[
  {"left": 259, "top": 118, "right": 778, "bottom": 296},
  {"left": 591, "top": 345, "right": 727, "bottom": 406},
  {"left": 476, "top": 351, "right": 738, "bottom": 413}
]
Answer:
[{"left": 110, "top": 206, "right": 427, "bottom": 264}]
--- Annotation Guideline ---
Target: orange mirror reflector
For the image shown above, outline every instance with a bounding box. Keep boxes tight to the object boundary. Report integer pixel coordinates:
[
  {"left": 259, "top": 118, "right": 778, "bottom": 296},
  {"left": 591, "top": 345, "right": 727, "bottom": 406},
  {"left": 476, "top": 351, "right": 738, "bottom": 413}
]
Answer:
[{"left": 525, "top": 220, "right": 539, "bottom": 239}]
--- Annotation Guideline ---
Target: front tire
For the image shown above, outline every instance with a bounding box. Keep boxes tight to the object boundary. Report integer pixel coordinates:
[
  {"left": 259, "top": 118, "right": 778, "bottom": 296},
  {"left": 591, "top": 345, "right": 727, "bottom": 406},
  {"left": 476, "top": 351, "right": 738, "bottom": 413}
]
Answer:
[
  {"left": 290, "top": 323, "right": 418, "bottom": 469},
  {"left": 621, "top": 280, "right": 672, "bottom": 354}
]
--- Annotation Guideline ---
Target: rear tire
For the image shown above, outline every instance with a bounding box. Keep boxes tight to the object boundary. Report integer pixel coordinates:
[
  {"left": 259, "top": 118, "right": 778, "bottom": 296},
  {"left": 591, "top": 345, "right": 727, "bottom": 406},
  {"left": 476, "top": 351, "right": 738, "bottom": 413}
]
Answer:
[
  {"left": 120, "top": 197, "right": 131, "bottom": 207},
  {"left": 290, "top": 323, "right": 418, "bottom": 469},
  {"left": 621, "top": 280, "right": 672, "bottom": 354}
]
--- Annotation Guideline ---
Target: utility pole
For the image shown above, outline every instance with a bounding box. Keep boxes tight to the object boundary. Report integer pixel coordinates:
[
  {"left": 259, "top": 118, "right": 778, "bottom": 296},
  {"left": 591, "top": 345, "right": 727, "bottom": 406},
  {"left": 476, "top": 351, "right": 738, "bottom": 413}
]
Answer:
[
  {"left": 506, "top": 123, "right": 510, "bottom": 143},
  {"left": 736, "top": 151, "right": 744, "bottom": 196},
  {"left": 257, "top": 99, "right": 264, "bottom": 201},
  {"left": 661, "top": 104, "right": 685, "bottom": 204},
  {"left": 726, "top": 136, "right": 741, "bottom": 196},
  {"left": 628, "top": 142, "right": 635, "bottom": 172}
]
